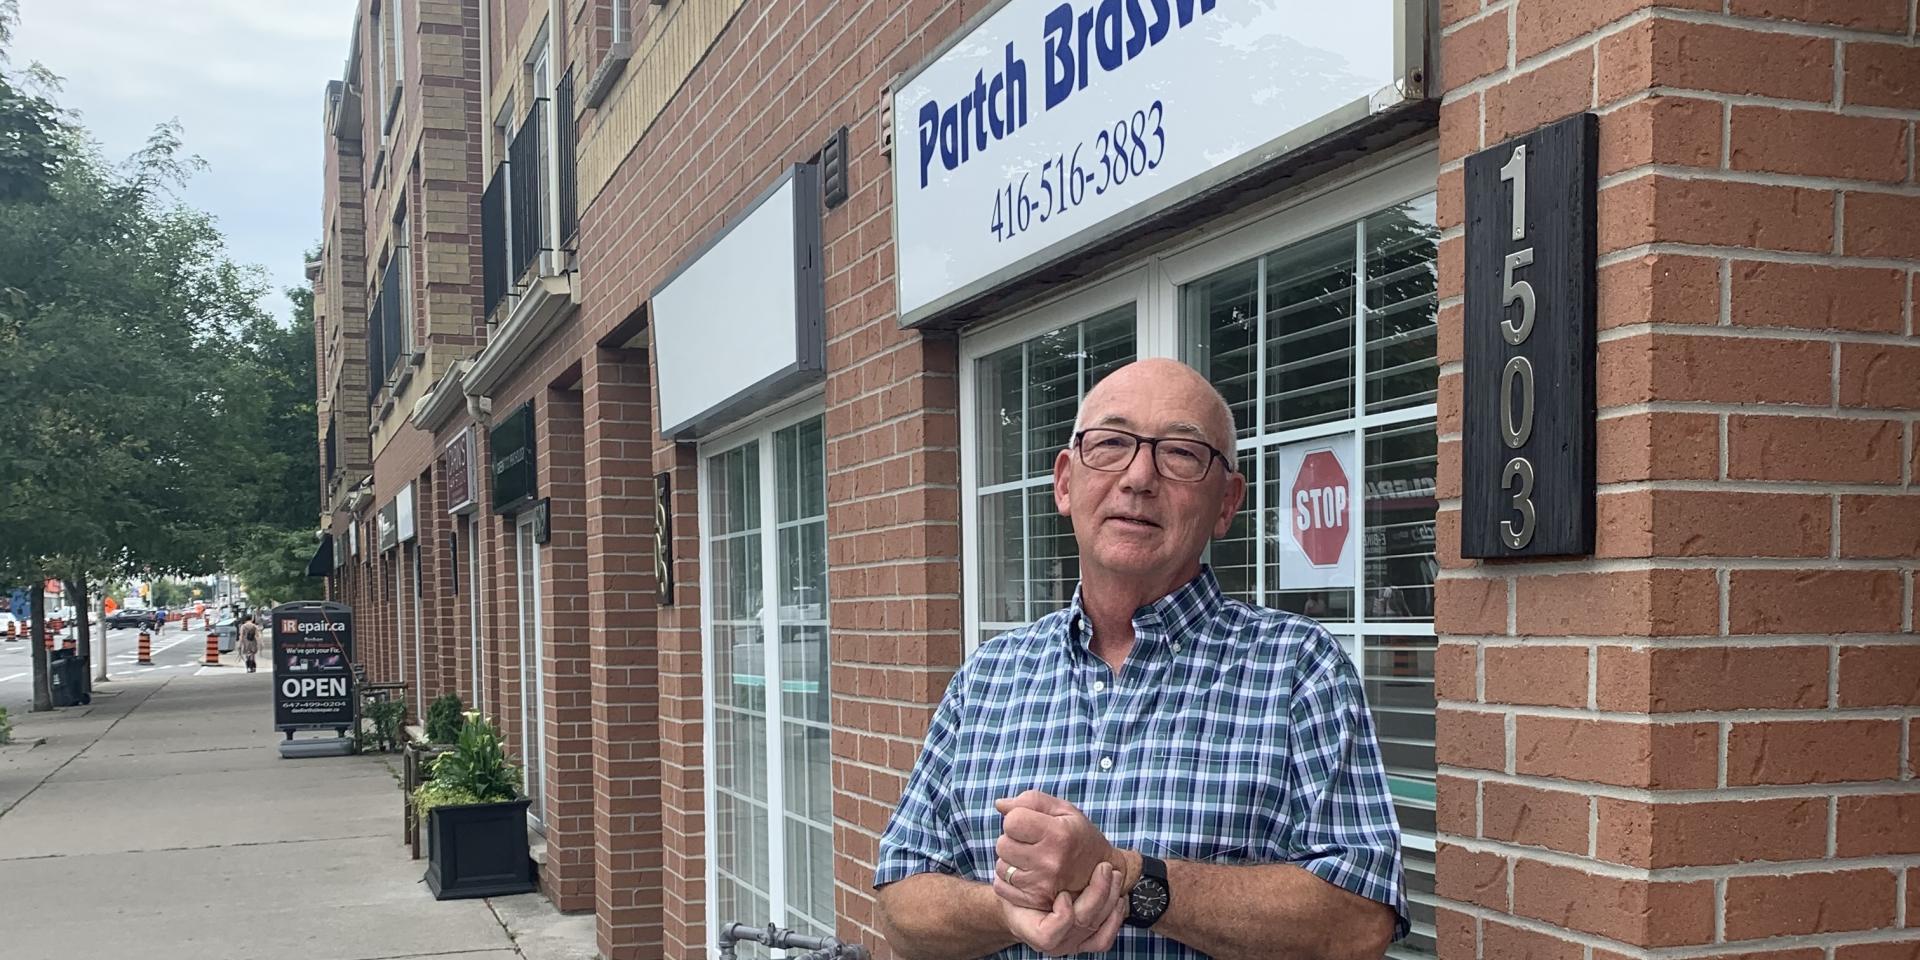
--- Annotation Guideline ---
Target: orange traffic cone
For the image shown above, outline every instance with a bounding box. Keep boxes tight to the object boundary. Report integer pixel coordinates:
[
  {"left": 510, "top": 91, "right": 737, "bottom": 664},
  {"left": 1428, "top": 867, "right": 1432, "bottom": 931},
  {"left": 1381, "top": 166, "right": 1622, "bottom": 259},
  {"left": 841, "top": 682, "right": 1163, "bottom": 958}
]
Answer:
[
  {"left": 5, "top": 620, "right": 15, "bottom": 640},
  {"left": 137, "top": 631, "right": 153, "bottom": 665},
  {"left": 203, "top": 631, "right": 220, "bottom": 666}
]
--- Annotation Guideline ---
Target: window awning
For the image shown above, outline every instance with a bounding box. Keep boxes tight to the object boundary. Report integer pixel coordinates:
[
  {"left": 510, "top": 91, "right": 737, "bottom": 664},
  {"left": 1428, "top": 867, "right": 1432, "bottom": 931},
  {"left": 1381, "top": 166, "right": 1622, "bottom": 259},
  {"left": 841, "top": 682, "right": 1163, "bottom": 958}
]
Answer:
[{"left": 306, "top": 534, "right": 335, "bottom": 578}]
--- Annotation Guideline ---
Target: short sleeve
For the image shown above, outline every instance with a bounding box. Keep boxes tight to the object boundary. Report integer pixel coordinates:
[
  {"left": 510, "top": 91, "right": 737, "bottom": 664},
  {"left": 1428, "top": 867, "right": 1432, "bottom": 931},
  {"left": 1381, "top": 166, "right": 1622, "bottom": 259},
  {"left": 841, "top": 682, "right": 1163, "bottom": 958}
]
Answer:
[
  {"left": 1282, "top": 631, "right": 1410, "bottom": 939},
  {"left": 873, "top": 670, "right": 968, "bottom": 888}
]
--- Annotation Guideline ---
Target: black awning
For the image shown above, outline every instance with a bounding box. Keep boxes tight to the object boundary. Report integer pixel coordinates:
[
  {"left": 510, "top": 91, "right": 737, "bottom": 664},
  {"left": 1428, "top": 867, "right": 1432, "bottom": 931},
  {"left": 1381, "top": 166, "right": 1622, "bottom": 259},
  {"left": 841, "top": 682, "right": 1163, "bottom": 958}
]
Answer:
[{"left": 305, "top": 534, "right": 335, "bottom": 578}]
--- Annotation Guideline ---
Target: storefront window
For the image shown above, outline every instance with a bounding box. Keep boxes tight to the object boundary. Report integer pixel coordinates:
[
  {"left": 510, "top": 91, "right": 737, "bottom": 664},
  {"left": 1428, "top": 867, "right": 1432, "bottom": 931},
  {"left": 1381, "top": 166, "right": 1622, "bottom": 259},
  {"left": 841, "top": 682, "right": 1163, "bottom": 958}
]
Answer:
[
  {"left": 705, "top": 412, "right": 831, "bottom": 951},
  {"left": 971, "top": 305, "right": 1136, "bottom": 649},
  {"left": 1184, "top": 194, "right": 1439, "bottom": 957}
]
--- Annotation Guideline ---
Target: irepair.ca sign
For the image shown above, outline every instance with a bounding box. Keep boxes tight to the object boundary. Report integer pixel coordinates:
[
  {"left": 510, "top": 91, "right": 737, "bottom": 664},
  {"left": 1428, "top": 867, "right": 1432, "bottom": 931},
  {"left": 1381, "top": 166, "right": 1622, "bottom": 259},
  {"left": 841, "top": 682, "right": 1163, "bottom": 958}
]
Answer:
[
  {"left": 270, "top": 602, "right": 356, "bottom": 732},
  {"left": 891, "top": 0, "right": 1428, "bottom": 325}
]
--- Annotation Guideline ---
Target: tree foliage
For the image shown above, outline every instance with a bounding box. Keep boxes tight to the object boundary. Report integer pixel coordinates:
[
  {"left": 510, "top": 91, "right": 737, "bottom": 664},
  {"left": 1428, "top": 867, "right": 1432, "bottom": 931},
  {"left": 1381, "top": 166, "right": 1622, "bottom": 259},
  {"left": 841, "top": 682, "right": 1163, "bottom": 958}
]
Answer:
[{"left": 0, "top": 1, "right": 319, "bottom": 605}]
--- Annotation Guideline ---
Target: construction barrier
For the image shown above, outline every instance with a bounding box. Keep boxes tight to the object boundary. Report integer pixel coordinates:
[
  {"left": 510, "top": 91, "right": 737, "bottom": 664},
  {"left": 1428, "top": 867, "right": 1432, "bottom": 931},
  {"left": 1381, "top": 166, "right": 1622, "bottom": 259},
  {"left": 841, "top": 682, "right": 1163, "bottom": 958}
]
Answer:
[
  {"left": 137, "top": 631, "right": 153, "bottom": 665},
  {"left": 5, "top": 620, "right": 15, "bottom": 640},
  {"left": 203, "top": 631, "right": 219, "bottom": 666}
]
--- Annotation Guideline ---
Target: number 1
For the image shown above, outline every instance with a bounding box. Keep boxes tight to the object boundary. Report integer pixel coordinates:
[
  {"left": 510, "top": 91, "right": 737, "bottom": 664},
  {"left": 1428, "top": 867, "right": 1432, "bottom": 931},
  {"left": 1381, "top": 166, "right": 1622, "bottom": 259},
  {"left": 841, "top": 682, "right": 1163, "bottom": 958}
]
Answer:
[{"left": 1499, "top": 144, "right": 1526, "bottom": 242}]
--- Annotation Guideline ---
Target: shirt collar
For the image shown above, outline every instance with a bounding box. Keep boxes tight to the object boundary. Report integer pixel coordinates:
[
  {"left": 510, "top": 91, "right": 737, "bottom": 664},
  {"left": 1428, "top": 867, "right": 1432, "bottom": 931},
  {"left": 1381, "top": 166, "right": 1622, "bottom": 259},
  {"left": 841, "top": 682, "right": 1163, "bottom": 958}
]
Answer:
[{"left": 1067, "top": 565, "right": 1228, "bottom": 651}]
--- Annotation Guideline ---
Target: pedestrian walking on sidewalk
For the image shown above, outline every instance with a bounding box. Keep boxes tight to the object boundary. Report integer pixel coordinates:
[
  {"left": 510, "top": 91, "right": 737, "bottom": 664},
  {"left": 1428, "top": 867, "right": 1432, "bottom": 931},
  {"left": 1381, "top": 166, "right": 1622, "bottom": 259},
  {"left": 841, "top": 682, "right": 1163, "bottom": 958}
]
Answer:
[{"left": 236, "top": 614, "right": 263, "bottom": 673}]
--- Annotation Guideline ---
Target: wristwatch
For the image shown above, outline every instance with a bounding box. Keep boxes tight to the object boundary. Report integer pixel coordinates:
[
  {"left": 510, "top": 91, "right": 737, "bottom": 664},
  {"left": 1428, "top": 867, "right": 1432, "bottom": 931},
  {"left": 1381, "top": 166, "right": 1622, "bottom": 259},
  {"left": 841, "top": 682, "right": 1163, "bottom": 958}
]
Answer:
[{"left": 1124, "top": 853, "right": 1171, "bottom": 928}]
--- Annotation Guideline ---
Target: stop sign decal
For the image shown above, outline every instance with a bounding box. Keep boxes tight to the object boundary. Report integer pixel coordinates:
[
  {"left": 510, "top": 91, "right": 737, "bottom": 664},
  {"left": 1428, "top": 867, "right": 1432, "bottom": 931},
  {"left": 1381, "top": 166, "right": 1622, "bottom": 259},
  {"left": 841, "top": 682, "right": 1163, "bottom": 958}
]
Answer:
[{"left": 1291, "top": 450, "right": 1351, "bottom": 567}]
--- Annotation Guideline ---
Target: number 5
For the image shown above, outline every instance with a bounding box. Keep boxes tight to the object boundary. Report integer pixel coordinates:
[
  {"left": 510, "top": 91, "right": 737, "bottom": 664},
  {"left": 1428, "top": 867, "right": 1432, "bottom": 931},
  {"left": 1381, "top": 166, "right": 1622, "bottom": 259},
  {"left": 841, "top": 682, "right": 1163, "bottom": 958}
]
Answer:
[{"left": 1502, "top": 248, "right": 1535, "bottom": 345}]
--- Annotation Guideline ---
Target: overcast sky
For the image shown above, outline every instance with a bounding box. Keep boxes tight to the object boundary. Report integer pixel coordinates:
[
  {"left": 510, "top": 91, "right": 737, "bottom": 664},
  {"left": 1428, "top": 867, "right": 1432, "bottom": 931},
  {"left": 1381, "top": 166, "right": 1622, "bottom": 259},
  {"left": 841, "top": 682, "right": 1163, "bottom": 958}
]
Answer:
[{"left": 12, "top": 0, "right": 360, "bottom": 322}]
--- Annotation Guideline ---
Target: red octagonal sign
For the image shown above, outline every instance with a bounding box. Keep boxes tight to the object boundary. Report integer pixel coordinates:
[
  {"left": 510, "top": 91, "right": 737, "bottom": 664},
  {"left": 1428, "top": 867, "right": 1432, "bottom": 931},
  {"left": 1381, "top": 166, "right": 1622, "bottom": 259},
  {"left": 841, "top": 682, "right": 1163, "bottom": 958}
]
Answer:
[{"left": 1290, "top": 449, "right": 1351, "bottom": 568}]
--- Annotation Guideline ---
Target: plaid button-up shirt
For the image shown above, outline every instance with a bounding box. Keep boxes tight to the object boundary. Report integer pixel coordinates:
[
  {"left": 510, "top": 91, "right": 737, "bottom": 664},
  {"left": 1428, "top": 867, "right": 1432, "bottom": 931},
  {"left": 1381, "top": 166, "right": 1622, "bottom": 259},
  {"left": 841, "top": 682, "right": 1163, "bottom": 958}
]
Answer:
[{"left": 875, "top": 567, "right": 1408, "bottom": 958}]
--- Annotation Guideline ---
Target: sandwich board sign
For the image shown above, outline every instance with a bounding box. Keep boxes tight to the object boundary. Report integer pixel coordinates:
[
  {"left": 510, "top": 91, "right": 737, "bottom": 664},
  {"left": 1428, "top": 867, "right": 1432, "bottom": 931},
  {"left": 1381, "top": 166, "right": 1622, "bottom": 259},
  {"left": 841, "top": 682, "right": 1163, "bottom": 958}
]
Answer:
[{"left": 271, "top": 601, "right": 355, "bottom": 734}]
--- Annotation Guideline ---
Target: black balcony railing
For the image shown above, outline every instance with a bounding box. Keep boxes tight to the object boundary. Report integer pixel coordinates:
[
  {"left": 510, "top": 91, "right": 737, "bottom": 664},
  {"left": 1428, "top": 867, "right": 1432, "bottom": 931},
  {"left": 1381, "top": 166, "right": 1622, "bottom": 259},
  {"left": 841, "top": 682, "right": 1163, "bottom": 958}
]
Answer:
[
  {"left": 380, "top": 254, "right": 404, "bottom": 382},
  {"left": 507, "top": 99, "right": 545, "bottom": 284},
  {"left": 556, "top": 70, "right": 577, "bottom": 242},
  {"left": 482, "top": 165, "right": 508, "bottom": 319},
  {"left": 366, "top": 293, "right": 385, "bottom": 402}
]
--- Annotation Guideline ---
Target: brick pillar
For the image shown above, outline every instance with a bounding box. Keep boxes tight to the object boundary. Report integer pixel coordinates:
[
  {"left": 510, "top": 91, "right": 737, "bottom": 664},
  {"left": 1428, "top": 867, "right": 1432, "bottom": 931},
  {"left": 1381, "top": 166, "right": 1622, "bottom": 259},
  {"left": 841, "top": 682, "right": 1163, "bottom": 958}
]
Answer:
[
  {"left": 1434, "top": 3, "right": 1919, "bottom": 958},
  {"left": 652, "top": 434, "right": 705, "bottom": 956},
  {"left": 539, "top": 384, "right": 596, "bottom": 912},
  {"left": 822, "top": 130, "right": 965, "bottom": 948},
  {"left": 582, "top": 348, "right": 664, "bottom": 959}
]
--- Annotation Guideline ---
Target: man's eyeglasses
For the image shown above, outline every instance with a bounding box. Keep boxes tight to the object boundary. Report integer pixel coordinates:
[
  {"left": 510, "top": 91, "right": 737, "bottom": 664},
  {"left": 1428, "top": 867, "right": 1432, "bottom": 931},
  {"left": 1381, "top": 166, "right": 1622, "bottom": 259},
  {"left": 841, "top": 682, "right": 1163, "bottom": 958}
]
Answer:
[{"left": 1072, "top": 428, "right": 1234, "bottom": 483}]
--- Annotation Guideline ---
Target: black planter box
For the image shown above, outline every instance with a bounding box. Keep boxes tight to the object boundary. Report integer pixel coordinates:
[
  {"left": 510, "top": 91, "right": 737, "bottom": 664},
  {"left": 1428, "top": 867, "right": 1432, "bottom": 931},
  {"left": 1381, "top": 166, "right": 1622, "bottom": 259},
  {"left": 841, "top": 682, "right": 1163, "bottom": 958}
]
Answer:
[{"left": 423, "top": 797, "right": 536, "bottom": 900}]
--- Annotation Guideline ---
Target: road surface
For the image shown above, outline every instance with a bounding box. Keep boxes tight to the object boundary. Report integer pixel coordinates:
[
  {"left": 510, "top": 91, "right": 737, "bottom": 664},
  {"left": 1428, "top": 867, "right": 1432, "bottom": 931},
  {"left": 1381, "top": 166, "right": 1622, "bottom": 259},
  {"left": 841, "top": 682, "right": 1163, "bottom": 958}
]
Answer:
[{"left": 0, "top": 621, "right": 219, "bottom": 715}]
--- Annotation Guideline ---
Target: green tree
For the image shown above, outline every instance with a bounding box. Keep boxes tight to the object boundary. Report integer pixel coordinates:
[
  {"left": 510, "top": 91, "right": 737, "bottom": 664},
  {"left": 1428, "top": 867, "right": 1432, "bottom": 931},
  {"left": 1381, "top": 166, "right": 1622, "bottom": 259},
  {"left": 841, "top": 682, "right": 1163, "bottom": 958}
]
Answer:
[{"left": 0, "top": 1, "right": 308, "bottom": 704}]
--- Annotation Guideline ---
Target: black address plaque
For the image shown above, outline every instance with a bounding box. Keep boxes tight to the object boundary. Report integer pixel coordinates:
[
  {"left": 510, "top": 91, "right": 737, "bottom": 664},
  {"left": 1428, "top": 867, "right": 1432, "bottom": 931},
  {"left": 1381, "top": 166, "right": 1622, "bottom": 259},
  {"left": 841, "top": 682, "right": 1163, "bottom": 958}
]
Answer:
[{"left": 1461, "top": 113, "right": 1597, "bottom": 559}]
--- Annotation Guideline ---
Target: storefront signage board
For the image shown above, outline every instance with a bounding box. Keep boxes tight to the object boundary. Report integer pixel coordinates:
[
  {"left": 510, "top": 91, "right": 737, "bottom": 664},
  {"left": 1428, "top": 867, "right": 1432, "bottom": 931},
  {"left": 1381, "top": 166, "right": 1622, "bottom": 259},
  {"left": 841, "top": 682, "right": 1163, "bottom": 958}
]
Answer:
[
  {"left": 491, "top": 402, "right": 537, "bottom": 514},
  {"left": 396, "top": 482, "right": 416, "bottom": 543},
  {"left": 444, "top": 427, "right": 476, "bottom": 515},
  {"left": 892, "top": 0, "right": 1426, "bottom": 325},
  {"left": 652, "top": 164, "right": 824, "bottom": 438},
  {"left": 272, "top": 601, "right": 355, "bottom": 732},
  {"left": 377, "top": 500, "right": 398, "bottom": 552},
  {"left": 1461, "top": 113, "right": 1596, "bottom": 558}
]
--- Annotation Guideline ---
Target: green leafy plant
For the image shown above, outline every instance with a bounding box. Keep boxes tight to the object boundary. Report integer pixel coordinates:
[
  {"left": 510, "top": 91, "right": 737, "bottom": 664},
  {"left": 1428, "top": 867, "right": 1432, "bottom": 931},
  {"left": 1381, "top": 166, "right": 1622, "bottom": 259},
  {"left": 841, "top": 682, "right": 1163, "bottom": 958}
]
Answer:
[
  {"left": 359, "top": 698, "right": 407, "bottom": 753},
  {"left": 421, "top": 712, "right": 520, "bottom": 807},
  {"left": 424, "top": 694, "right": 464, "bottom": 744},
  {"left": 410, "top": 778, "right": 483, "bottom": 818},
  {"left": 0, "top": 705, "right": 11, "bottom": 744}
]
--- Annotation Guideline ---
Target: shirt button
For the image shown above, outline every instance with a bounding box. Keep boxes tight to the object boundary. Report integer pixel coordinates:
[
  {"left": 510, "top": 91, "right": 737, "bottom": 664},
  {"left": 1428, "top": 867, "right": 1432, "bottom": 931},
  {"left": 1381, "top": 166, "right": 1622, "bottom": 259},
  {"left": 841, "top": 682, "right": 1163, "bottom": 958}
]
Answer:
[
  {"left": 1099, "top": 756, "right": 1114, "bottom": 771},
  {"left": 1170, "top": 642, "right": 1182, "bottom": 653},
  {"left": 1092, "top": 680, "right": 1106, "bottom": 693}
]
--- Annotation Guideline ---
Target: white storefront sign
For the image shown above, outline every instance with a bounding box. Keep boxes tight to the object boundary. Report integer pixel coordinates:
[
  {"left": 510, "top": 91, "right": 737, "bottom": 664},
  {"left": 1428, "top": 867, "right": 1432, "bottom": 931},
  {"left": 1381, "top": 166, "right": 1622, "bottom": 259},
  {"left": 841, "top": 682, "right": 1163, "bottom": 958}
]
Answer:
[
  {"left": 653, "top": 164, "right": 824, "bottom": 438},
  {"left": 1275, "top": 434, "right": 1358, "bottom": 591},
  {"left": 892, "top": 0, "right": 1420, "bottom": 324},
  {"left": 396, "top": 482, "right": 416, "bottom": 543}
]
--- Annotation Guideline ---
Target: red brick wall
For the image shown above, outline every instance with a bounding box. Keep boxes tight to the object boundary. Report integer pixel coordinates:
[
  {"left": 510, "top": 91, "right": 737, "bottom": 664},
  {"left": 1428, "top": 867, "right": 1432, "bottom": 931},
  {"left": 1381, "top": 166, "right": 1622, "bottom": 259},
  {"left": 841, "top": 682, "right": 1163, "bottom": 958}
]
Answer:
[
  {"left": 537, "top": 384, "right": 598, "bottom": 911},
  {"left": 581, "top": 348, "right": 665, "bottom": 959},
  {"left": 1434, "top": 1, "right": 1920, "bottom": 956}
]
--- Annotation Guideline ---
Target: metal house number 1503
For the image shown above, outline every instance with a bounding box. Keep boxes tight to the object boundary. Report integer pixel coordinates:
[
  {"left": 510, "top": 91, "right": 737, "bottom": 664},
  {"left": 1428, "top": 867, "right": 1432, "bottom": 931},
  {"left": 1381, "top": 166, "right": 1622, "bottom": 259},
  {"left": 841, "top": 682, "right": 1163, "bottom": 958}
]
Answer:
[{"left": 1497, "top": 144, "right": 1537, "bottom": 550}]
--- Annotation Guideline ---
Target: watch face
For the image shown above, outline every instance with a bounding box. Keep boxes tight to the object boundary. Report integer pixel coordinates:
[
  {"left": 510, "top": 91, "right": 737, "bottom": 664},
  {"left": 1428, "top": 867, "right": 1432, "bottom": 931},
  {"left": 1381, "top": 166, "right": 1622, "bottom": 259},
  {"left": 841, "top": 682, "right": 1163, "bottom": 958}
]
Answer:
[{"left": 1130, "top": 877, "right": 1170, "bottom": 923}]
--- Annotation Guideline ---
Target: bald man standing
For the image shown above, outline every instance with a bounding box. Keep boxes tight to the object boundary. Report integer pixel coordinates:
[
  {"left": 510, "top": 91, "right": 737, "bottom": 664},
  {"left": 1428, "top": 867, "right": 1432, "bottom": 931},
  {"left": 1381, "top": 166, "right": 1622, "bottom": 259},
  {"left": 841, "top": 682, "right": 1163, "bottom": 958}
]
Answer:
[{"left": 874, "top": 359, "right": 1406, "bottom": 960}]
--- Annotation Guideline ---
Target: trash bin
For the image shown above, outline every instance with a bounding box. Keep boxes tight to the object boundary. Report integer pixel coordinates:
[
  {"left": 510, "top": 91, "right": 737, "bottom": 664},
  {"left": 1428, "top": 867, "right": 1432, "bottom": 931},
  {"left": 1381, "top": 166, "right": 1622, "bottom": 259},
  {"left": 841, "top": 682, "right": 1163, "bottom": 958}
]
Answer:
[{"left": 49, "top": 650, "right": 83, "bottom": 707}]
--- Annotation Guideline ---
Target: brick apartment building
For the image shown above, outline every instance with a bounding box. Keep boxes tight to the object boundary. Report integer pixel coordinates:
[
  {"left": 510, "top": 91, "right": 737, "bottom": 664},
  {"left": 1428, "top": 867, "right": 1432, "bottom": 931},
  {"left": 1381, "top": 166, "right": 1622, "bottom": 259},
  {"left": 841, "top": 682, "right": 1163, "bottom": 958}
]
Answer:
[{"left": 307, "top": 0, "right": 1920, "bottom": 958}]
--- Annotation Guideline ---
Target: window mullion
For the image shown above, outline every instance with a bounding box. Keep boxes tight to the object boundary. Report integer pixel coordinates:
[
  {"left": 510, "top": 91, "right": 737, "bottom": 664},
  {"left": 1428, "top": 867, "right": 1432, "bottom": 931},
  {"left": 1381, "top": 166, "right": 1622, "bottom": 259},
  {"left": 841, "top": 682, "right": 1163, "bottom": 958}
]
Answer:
[
  {"left": 1018, "top": 345, "right": 1032, "bottom": 623},
  {"left": 758, "top": 430, "right": 788, "bottom": 933},
  {"left": 1351, "top": 220, "right": 1369, "bottom": 641},
  {"left": 1253, "top": 255, "right": 1268, "bottom": 604}
]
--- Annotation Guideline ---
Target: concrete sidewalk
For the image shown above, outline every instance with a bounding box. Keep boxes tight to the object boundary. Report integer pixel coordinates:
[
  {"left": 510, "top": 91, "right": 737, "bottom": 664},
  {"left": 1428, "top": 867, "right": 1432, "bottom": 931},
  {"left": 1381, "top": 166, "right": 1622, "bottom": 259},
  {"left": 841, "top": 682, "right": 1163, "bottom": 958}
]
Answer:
[{"left": 0, "top": 668, "right": 597, "bottom": 960}]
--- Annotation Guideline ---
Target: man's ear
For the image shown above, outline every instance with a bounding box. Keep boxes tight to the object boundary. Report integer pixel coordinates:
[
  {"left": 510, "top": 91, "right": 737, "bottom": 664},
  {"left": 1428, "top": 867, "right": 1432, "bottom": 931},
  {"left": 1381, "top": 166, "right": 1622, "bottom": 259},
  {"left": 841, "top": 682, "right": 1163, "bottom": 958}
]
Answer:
[
  {"left": 1053, "top": 448, "right": 1074, "bottom": 517},
  {"left": 1213, "top": 470, "right": 1247, "bottom": 538}
]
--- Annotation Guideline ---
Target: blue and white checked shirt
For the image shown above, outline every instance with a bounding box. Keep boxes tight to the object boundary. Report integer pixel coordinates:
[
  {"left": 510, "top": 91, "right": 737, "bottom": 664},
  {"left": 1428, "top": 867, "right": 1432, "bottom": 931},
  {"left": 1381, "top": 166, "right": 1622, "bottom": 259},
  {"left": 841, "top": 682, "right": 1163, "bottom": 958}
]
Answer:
[{"left": 875, "top": 567, "right": 1408, "bottom": 958}]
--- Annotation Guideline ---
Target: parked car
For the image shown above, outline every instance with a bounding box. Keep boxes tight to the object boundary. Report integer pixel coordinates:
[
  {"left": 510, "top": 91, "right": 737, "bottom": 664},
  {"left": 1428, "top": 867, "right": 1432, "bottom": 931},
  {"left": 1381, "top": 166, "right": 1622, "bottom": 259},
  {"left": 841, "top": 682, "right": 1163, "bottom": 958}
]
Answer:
[{"left": 104, "top": 608, "right": 156, "bottom": 630}]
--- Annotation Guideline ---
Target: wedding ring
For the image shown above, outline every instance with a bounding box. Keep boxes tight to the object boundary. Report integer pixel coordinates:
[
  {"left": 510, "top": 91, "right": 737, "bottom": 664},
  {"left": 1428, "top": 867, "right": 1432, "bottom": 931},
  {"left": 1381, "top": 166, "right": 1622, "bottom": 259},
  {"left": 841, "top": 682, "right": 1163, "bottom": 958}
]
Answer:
[{"left": 1005, "top": 864, "right": 1018, "bottom": 883}]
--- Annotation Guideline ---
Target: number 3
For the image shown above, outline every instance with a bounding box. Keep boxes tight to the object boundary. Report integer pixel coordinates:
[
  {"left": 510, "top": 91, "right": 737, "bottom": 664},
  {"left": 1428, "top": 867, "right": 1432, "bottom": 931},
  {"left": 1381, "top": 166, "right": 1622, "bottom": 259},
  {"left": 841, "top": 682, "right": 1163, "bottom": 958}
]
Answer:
[{"left": 1501, "top": 457, "right": 1535, "bottom": 550}]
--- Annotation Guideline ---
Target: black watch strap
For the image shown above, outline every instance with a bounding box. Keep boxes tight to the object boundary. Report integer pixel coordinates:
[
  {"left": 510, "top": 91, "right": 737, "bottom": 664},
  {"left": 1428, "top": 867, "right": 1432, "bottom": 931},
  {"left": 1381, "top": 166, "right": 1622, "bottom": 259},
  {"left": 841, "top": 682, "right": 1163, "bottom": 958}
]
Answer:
[{"left": 1124, "top": 853, "right": 1171, "bottom": 929}]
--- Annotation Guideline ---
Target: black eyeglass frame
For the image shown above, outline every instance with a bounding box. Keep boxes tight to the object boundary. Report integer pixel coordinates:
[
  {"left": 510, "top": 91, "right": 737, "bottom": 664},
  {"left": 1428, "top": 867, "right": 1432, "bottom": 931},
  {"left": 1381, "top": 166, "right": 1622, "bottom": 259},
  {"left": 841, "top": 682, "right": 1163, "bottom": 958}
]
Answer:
[{"left": 1071, "top": 428, "right": 1237, "bottom": 483}]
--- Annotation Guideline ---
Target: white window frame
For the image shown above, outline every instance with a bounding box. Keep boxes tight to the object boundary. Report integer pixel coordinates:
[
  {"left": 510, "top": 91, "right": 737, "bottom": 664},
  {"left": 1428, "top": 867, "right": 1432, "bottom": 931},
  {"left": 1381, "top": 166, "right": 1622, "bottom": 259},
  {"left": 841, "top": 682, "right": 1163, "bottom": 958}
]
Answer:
[
  {"left": 393, "top": 547, "right": 408, "bottom": 693},
  {"left": 956, "top": 145, "right": 1441, "bottom": 953},
  {"left": 611, "top": 0, "right": 630, "bottom": 46},
  {"left": 516, "top": 509, "right": 549, "bottom": 829},
  {"left": 528, "top": 25, "right": 561, "bottom": 268},
  {"left": 698, "top": 395, "right": 831, "bottom": 953},
  {"left": 467, "top": 515, "right": 484, "bottom": 717},
  {"left": 396, "top": 210, "right": 415, "bottom": 356},
  {"left": 412, "top": 535, "right": 425, "bottom": 717}
]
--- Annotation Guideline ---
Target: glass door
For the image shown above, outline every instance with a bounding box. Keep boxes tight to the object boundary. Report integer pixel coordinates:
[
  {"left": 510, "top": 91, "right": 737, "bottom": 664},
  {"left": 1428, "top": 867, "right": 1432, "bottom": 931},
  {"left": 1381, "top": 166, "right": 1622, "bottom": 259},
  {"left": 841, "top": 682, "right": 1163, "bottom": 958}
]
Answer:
[{"left": 515, "top": 511, "right": 547, "bottom": 827}]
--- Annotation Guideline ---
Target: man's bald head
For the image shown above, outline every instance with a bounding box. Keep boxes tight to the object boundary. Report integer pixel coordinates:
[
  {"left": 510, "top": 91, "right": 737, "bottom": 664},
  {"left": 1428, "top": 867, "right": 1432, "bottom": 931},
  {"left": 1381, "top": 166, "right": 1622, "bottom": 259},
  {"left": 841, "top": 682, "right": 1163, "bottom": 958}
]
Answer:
[{"left": 1073, "top": 358, "right": 1236, "bottom": 455}]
